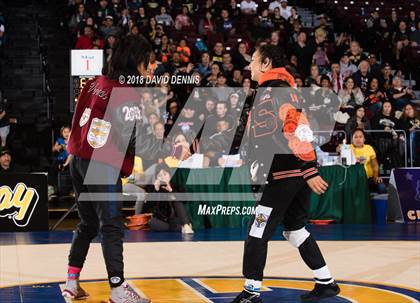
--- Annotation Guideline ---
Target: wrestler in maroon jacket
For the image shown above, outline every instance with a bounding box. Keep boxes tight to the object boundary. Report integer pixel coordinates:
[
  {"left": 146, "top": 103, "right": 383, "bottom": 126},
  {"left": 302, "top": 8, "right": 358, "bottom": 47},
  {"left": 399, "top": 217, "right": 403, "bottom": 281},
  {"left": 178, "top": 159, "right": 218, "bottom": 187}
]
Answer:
[{"left": 62, "top": 35, "right": 154, "bottom": 303}]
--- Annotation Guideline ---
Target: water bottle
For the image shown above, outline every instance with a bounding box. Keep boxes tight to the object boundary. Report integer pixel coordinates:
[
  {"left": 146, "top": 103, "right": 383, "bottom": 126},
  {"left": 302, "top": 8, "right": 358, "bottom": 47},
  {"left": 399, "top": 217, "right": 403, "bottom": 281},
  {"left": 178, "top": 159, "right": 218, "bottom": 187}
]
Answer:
[
  {"left": 316, "top": 146, "right": 327, "bottom": 166},
  {"left": 341, "top": 139, "right": 354, "bottom": 165}
]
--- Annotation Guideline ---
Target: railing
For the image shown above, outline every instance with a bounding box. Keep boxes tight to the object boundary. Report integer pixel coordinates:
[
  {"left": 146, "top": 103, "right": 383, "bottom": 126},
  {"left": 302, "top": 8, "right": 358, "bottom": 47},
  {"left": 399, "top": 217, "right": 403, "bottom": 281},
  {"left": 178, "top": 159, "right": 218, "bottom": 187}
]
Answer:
[
  {"left": 409, "top": 130, "right": 419, "bottom": 167},
  {"left": 362, "top": 129, "right": 408, "bottom": 169},
  {"left": 313, "top": 129, "right": 411, "bottom": 173},
  {"left": 313, "top": 130, "right": 347, "bottom": 145}
]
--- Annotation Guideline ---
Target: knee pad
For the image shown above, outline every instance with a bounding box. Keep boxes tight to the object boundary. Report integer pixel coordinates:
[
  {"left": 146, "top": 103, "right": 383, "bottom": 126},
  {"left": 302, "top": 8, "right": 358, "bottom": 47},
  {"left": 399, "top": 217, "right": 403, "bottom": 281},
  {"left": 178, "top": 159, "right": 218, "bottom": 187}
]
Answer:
[{"left": 283, "top": 227, "right": 310, "bottom": 248}]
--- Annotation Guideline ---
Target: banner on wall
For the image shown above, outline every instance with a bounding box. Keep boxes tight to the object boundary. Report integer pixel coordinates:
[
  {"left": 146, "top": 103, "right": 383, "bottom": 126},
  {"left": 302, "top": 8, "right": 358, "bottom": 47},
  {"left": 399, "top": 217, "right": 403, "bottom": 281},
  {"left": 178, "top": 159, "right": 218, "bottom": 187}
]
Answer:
[
  {"left": 0, "top": 173, "right": 49, "bottom": 232},
  {"left": 389, "top": 168, "right": 420, "bottom": 223},
  {"left": 71, "top": 49, "right": 103, "bottom": 76},
  {"left": 70, "top": 49, "right": 103, "bottom": 112}
]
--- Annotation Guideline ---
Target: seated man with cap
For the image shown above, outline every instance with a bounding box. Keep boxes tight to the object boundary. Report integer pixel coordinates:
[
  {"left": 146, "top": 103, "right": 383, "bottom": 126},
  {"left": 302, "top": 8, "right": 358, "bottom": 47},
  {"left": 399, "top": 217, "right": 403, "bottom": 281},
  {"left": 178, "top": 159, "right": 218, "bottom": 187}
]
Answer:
[{"left": 0, "top": 149, "right": 23, "bottom": 173}]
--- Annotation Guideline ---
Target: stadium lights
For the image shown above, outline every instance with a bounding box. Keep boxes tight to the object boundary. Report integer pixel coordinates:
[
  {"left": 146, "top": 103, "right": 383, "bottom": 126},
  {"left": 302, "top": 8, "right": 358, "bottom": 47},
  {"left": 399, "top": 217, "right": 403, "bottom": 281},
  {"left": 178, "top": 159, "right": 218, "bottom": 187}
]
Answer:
[
  {"left": 365, "top": 1, "right": 369, "bottom": 4},
  {"left": 237, "top": 38, "right": 242, "bottom": 42},
  {"left": 350, "top": 1, "right": 354, "bottom": 4},
  {"left": 344, "top": 6, "right": 348, "bottom": 10},
  {"left": 226, "top": 47, "right": 231, "bottom": 51},
  {"left": 334, "top": 0, "right": 338, "bottom": 3},
  {"left": 237, "top": 4, "right": 240, "bottom": 7},
  {"left": 376, "top": 7, "right": 380, "bottom": 11}
]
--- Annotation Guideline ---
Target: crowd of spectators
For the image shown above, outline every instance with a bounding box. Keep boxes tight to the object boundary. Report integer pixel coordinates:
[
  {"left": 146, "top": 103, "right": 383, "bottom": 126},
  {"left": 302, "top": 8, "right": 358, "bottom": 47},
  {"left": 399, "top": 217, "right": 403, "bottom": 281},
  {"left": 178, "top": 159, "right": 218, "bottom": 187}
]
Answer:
[
  {"left": 0, "top": 6, "right": 6, "bottom": 148},
  {"left": 0, "top": 7, "right": 4, "bottom": 57},
  {"left": 0, "top": 7, "right": 9, "bottom": 163},
  {"left": 61, "top": 0, "right": 420, "bottom": 192}
]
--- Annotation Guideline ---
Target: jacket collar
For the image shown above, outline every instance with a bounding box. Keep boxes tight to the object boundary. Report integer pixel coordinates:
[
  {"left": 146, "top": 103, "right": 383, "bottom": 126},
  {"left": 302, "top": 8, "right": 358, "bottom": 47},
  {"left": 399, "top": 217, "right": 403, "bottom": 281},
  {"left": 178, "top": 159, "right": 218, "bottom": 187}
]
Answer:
[{"left": 258, "top": 67, "right": 295, "bottom": 87}]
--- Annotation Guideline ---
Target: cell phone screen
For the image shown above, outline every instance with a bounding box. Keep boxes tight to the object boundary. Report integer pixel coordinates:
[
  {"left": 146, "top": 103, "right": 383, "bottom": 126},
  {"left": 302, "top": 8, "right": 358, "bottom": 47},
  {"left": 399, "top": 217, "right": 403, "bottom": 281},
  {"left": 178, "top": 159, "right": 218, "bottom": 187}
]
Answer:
[{"left": 172, "top": 145, "right": 184, "bottom": 159}]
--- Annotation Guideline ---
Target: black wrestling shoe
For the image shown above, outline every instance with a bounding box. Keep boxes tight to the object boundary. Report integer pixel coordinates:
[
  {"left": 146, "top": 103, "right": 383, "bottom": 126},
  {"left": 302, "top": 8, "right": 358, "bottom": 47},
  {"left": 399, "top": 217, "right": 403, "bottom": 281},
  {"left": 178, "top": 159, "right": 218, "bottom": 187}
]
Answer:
[
  {"left": 231, "top": 290, "right": 263, "bottom": 303},
  {"left": 300, "top": 282, "right": 340, "bottom": 301}
]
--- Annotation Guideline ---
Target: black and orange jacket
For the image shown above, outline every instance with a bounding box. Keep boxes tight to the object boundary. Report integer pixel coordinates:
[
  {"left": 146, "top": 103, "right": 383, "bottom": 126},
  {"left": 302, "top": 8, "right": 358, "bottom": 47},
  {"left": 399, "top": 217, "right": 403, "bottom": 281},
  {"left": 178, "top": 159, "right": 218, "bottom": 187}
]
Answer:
[{"left": 247, "top": 68, "right": 319, "bottom": 182}]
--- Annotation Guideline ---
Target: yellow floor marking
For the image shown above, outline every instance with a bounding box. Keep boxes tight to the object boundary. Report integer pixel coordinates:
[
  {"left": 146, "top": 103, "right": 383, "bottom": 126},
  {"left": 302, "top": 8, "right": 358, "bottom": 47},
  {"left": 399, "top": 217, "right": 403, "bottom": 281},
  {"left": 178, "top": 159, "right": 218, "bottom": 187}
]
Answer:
[
  {"left": 72, "top": 281, "right": 109, "bottom": 303},
  {"left": 198, "top": 278, "right": 270, "bottom": 293},
  {"left": 132, "top": 279, "right": 208, "bottom": 303},
  {"left": 56, "top": 278, "right": 419, "bottom": 303}
]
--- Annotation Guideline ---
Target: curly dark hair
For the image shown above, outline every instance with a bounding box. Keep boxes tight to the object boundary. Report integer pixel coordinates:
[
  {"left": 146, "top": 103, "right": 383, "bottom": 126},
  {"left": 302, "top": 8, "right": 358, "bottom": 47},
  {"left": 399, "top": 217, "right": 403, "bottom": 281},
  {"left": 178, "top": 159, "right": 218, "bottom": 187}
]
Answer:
[{"left": 105, "top": 35, "right": 152, "bottom": 81}]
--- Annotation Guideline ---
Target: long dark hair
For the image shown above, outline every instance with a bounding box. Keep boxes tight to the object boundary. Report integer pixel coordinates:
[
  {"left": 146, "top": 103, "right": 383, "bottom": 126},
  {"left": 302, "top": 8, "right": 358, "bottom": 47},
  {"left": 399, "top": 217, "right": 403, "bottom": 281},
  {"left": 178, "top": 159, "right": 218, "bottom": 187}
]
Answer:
[
  {"left": 401, "top": 103, "right": 419, "bottom": 120},
  {"left": 343, "top": 76, "right": 358, "bottom": 89},
  {"left": 368, "top": 77, "right": 380, "bottom": 92},
  {"left": 104, "top": 35, "right": 152, "bottom": 81},
  {"left": 380, "top": 100, "right": 394, "bottom": 116}
]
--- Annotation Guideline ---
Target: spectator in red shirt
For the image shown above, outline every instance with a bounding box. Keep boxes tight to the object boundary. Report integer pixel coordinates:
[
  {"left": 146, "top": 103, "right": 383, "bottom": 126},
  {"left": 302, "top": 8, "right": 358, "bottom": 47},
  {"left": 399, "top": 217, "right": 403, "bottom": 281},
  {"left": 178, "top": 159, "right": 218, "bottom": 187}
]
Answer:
[
  {"left": 75, "top": 26, "right": 94, "bottom": 49},
  {"left": 199, "top": 10, "right": 216, "bottom": 36},
  {"left": 75, "top": 25, "right": 104, "bottom": 49}
]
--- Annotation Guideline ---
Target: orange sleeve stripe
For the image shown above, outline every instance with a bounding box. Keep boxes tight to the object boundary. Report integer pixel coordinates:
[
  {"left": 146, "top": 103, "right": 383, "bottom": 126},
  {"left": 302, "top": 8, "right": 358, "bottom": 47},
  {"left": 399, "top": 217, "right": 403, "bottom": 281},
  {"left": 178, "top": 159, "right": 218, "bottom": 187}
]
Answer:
[
  {"left": 303, "top": 170, "right": 318, "bottom": 178},
  {"left": 273, "top": 173, "right": 304, "bottom": 180},
  {"left": 272, "top": 169, "right": 302, "bottom": 176},
  {"left": 302, "top": 167, "right": 317, "bottom": 174}
]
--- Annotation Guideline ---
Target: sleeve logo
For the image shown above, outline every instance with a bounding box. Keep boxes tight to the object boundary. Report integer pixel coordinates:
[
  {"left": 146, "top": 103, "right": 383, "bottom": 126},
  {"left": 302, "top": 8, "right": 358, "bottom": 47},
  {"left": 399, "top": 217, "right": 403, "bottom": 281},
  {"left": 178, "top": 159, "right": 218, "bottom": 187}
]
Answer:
[
  {"left": 122, "top": 105, "right": 142, "bottom": 122},
  {"left": 79, "top": 108, "right": 91, "bottom": 127}
]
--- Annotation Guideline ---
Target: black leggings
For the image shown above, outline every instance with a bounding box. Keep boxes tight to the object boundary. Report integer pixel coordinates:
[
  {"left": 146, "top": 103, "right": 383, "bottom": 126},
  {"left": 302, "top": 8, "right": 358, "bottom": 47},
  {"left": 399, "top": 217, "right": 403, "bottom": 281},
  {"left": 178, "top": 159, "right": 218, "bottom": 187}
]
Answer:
[
  {"left": 68, "top": 156, "right": 124, "bottom": 288},
  {"left": 243, "top": 177, "right": 326, "bottom": 281}
]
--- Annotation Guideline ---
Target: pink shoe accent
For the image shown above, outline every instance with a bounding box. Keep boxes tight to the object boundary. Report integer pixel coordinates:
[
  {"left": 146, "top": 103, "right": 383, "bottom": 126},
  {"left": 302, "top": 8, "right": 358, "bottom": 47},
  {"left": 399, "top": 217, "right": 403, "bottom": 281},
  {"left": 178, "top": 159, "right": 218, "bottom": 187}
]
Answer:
[{"left": 62, "top": 289, "right": 76, "bottom": 299}]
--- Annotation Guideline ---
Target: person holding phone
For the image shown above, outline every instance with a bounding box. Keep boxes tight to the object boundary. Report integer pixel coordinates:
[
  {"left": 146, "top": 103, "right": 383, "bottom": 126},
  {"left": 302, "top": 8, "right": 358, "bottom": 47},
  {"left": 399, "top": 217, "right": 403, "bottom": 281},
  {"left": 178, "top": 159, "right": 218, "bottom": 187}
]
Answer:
[
  {"left": 163, "top": 133, "right": 194, "bottom": 167},
  {"left": 147, "top": 165, "right": 194, "bottom": 233}
]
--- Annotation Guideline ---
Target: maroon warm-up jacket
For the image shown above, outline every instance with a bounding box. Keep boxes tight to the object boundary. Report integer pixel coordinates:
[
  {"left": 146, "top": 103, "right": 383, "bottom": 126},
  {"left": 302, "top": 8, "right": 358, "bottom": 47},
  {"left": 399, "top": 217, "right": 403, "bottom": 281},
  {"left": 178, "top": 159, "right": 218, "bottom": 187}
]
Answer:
[{"left": 68, "top": 75, "right": 139, "bottom": 177}]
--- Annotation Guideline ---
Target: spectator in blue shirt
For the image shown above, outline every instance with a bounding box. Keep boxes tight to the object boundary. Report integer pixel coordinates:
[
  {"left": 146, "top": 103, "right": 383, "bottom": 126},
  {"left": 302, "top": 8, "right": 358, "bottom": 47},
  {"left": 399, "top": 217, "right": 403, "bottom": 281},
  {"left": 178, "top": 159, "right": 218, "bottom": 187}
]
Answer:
[{"left": 53, "top": 125, "right": 71, "bottom": 166}]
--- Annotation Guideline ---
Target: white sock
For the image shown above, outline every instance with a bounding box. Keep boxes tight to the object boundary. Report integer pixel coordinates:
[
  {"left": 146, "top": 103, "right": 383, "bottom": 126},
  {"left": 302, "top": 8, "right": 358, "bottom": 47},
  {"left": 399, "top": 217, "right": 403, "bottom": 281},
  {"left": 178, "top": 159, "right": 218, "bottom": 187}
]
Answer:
[{"left": 313, "top": 265, "right": 334, "bottom": 284}]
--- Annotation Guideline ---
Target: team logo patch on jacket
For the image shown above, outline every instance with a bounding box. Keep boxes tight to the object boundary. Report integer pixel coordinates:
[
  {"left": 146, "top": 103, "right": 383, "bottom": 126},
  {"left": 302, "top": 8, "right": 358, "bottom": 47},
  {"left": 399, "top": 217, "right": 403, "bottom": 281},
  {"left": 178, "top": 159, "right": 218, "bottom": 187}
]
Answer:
[
  {"left": 87, "top": 118, "right": 111, "bottom": 149},
  {"left": 79, "top": 108, "right": 91, "bottom": 127}
]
